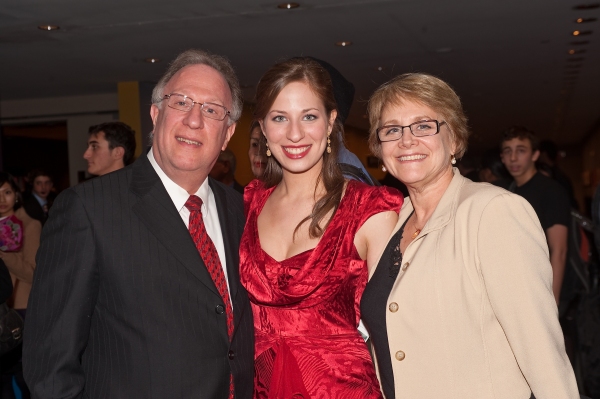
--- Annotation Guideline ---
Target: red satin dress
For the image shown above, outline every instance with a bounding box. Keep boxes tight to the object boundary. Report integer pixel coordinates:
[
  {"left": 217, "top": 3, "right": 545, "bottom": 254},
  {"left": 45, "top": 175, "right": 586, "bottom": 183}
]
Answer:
[{"left": 240, "top": 180, "right": 402, "bottom": 399}]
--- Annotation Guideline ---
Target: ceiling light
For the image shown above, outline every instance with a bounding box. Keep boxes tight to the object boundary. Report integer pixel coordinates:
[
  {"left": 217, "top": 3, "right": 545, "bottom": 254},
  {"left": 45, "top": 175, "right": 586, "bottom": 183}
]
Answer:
[
  {"left": 568, "top": 49, "right": 586, "bottom": 54},
  {"left": 277, "top": 2, "right": 299, "bottom": 9},
  {"left": 573, "top": 3, "right": 600, "bottom": 9},
  {"left": 38, "top": 25, "right": 59, "bottom": 31},
  {"left": 576, "top": 17, "right": 597, "bottom": 23},
  {"left": 570, "top": 40, "right": 590, "bottom": 45},
  {"left": 572, "top": 30, "right": 593, "bottom": 35},
  {"left": 335, "top": 41, "right": 352, "bottom": 47},
  {"left": 376, "top": 66, "right": 384, "bottom": 71},
  {"left": 144, "top": 58, "right": 160, "bottom": 63}
]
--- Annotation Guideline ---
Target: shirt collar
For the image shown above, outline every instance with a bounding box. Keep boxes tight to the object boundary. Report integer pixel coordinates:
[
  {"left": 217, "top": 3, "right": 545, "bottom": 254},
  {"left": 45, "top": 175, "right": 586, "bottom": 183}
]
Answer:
[
  {"left": 32, "top": 192, "right": 47, "bottom": 207},
  {"left": 147, "top": 148, "right": 210, "bottom": 212}
]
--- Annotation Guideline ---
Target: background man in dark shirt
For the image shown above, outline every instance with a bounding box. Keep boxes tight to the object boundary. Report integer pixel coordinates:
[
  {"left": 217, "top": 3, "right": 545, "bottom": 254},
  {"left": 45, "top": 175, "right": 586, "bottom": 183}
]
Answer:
[{"left": 500, "top": 126, "right": 570, "bottom": 304}]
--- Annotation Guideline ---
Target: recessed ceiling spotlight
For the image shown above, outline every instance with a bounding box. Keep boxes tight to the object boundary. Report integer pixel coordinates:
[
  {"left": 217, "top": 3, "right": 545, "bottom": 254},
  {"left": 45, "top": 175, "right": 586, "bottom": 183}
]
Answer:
[
  {"left": 572, "top": 30, "right": 593, "bottom": 35},
  {"left": 277, "top": 2, "right": 299, "bottom": 9},
  {"left": 335, "top": 41, "right": 352, "bottom": 47},
  {"left": 144, "top": 58, "right": 160, "bottom": 63},
  {"left": 568, "top": 49, "right": 587, "bottom": 54},
  {"left": 573, "top": 3, "right": 600, "bottom": 9},
  {"left": 38, "top": 25, "right": 59, "bottom": 31},
  {"left": 576, "top": 17, "right": 597, "bottom": 23},
  {"left": 376, "top": 66, "right": 384, "bottom": 71}
]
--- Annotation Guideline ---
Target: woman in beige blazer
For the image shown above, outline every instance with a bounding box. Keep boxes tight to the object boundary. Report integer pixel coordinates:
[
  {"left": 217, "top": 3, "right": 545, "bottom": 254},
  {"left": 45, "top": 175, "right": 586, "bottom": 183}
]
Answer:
[{"left": 360, "top": 73, "right": 579, "bottom": 399}]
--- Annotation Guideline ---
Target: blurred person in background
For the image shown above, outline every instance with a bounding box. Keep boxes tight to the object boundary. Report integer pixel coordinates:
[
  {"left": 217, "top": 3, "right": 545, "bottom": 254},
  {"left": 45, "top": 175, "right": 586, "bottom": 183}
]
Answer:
[
  {"left": 0, "top": 172, "right": 41, "bottom": 399},
  {"left": 500, "top": 127, "right": 570, "bottom": 304},
  {"left": 83, "top": 121, "right": 137, "bottom": 176},
  {"left": 248, "top": 121, "right": 267, "bottom": 179},
  {"left": 479, "top": 147, "right": 511, "bottom": 188},
  {"left": 22, "top": 169, "right": 54, "bottom": 226},
  {"left": 538, "top": 139, "right": 578, "bottom": 210},
  {"left": 210, "top": 149, "right": 244, "bottom": 193}
]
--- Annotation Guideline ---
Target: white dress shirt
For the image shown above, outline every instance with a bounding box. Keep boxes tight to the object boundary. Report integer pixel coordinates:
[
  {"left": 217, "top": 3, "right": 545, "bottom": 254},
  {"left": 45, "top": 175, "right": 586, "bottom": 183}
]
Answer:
[{"left": 147, "top": 149, "right": 231, "bottom": 296}]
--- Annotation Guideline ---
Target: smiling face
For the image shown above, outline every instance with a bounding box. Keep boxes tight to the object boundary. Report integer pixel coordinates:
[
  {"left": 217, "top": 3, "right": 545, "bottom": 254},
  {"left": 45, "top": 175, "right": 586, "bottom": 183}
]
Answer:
[
  {"left": 0, "top": 182, "right": 16, "bottom": 218},
  {"left": 379, "top": 100, "right": 456, "bottom": 190},
  {"left": 260, "top": 81, "right": 336, "bottom": 177},
  {"left": 150, "top": 64, "right": 236, "bottom": 192},
  {"left": 248, "top": 125, "right": 267, "bottom": 178}
]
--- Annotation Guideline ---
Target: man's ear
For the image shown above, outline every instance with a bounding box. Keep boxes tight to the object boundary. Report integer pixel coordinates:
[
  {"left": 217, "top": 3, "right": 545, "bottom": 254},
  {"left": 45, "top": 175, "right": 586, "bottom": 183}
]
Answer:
[
  {"left": 532, "top": 149, "right": 540, "bottom": 162},
  {"left": 112, "top": 146, "right": 125, "bottom": 161},
  {"left": 150, "top": 104, "right": 159, "bottom": 128},
  {"left": 221, "top": 122, "right": 237, "bottom": 151}
]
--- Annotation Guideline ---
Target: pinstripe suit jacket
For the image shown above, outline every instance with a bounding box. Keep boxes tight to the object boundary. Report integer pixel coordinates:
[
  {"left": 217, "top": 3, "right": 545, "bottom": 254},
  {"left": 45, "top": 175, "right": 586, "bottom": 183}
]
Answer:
[{"left": 23, "top": 154, "right": 254, "bottom": 399}]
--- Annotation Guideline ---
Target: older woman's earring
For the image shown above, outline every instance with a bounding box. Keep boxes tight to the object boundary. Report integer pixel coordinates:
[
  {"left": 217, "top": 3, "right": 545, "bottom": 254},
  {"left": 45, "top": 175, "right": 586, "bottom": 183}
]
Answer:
[
  {"left": 451, "top": 155, "right": 456, "bottom": 165},
  {"left": 326, "top": 133, "right": 332, "bottom": 154},
  {"left": 381, "top": 165, "right": 387, "bottom": 172},
  {"left": 266, "top": 143, "right": 272, "bottom": 157}
]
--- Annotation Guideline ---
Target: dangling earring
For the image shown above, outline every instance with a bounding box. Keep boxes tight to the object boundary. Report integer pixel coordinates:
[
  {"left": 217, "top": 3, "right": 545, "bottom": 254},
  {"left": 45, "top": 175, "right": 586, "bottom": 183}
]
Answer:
[
  {"left": 381, "top": 165, "right": 387, "bottom": 172},
  {"left": 451, "top": 155, "right": 456, "bottom": 165},
  {"left": 266, "top": 143, "right": 272, "bottom": 157},
  {"left": 326, "top": 133, "right": 332, "bottom": 154}
]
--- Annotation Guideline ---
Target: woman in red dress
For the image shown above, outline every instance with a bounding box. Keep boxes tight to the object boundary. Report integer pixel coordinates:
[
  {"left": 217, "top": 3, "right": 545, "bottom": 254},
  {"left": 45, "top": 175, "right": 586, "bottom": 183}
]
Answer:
[{"left": 239, "top": 57, "right": 402, "bottom": 399}]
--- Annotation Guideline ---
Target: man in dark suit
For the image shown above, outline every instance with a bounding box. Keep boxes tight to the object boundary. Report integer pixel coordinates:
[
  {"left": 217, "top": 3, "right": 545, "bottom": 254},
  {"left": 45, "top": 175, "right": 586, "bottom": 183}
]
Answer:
[
  {"left": 22, "top": 169, "right": 54, "bottom": 225},
  {"left": 23, "top": 49, "right": 254, "bottom": 399}
]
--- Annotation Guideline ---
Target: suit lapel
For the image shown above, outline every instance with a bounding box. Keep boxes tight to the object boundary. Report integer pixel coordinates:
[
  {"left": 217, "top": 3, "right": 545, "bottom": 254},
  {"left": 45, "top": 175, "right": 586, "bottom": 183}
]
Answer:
[
  {"left": 209, "top": 179, "right": 241, "bottom": 303},
  {"left": 130, "top": 155, "right": 220, "bottom": 297}
]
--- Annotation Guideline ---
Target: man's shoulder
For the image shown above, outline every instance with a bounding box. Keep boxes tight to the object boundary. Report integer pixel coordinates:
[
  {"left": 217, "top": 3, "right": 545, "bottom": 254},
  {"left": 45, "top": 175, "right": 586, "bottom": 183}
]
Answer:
[
  {"left": 74, "top": 164, "right": 134, "bottom": 192},
  {"left": 530, "top": 173, "right": 570, "bottom": 202}
]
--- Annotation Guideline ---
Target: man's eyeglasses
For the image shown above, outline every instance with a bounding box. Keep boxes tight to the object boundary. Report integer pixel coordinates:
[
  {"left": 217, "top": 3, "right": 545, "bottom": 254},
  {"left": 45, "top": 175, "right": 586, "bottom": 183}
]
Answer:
[
  {"left": 377, "top": 120, "right": 446, "bottom": 142},
  {"left": 161, "top": 93, "right": 230, "bottom": 121}
]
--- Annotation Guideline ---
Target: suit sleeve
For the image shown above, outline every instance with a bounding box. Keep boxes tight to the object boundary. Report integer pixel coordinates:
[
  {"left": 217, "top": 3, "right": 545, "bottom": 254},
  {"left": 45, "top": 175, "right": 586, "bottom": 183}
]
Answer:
[
  {"left": 23, "top": 188, "right": 98, "bottom": 399},
  {"left": 477, "top": 193, "right": 579, "bottom": 398}
]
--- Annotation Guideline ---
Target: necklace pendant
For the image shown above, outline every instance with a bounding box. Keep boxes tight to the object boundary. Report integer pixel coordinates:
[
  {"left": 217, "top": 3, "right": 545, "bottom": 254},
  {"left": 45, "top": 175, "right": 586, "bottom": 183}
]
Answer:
[{"left": 411, "top": 229, "right": 421, "bottom": 239}]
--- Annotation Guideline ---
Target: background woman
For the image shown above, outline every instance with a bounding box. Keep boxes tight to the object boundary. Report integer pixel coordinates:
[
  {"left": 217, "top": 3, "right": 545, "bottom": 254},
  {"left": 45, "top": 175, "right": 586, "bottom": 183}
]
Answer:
[
  {"left": 239, "top": 57, "right": 401, "bottom": 399},
  {"left": 0, "top": 172, "right": 41, "bottom": 398},
  {"left": 360, "top": 73, "right": 578, "bottom": 399},
  {"left": 248, "top": 120, "right": 267, "bottom": 179}
]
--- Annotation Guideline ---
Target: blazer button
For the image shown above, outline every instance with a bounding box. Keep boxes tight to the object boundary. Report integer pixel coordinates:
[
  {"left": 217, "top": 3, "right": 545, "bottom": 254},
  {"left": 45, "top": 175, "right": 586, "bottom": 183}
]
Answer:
[
  {"left": 401, "top": 262, "right": 410, "bottom": 271},
  {"left": 215, "top": 304, "right": 225, "bottom": 314},
  {"left": 228, "top": 350, "right": 235, "bottom": 360},
  {"left": 395, "top": 350, "right": 406, "bottom": 361},
  {"left": 388, "top": 302, "right": 399, "bottom": 313}
]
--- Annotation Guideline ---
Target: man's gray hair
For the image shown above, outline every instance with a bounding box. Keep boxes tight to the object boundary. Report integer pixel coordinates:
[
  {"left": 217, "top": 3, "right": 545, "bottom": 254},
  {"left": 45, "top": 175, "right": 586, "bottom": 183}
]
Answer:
[
  {"left": 218, "top": 149, "right": 237, "bottom": 175},
  {"left": 151, "top": 49, "right": 242, "bottom": 126}
]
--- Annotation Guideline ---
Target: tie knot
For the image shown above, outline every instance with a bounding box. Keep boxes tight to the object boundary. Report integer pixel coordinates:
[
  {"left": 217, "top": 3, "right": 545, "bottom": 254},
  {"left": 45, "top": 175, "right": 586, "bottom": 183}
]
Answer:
[{"left": 185, "top": 195, "right": 203, "bottom": 212}]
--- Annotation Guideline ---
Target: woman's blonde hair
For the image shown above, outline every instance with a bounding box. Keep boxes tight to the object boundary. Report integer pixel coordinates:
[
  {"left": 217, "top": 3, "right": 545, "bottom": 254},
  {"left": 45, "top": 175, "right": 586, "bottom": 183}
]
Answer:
[{"left": 367, "top": 73, "right": 469, "bottom": 159}]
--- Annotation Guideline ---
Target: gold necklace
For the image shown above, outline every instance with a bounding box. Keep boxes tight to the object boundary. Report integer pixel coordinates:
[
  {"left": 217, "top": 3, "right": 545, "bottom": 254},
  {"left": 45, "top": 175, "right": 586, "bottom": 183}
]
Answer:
[
  {"left": 409, "top": 212, "right": 422, "bottom": 239},
  {"left": 410, "top": 228, "right": 421, "bottom": 240}
]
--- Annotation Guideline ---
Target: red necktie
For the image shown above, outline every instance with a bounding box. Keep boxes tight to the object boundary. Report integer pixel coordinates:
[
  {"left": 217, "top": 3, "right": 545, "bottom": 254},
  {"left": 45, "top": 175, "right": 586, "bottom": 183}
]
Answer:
[{"left": 185, "top": 195, "right": 235, "bottom": 399}]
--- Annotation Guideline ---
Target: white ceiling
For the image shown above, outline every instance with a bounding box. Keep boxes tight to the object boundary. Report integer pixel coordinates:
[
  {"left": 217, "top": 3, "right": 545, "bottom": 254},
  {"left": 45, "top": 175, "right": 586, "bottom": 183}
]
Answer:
[{"left": 0, "top": 0, "right": 598, "bottom": 152}]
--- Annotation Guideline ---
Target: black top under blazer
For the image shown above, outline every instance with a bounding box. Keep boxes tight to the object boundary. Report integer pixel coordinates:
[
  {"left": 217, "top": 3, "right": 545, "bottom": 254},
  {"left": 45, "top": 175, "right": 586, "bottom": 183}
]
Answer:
[{"left": 23, "top": 154, "right": 254, "bottom": 399}]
